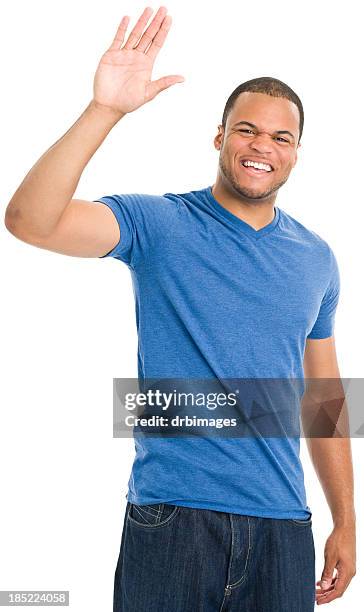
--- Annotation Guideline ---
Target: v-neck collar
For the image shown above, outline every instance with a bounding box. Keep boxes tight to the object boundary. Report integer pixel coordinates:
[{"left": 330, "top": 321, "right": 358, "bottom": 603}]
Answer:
[{"left": 205, "top": 185, "right": 280, "bottom": 240}]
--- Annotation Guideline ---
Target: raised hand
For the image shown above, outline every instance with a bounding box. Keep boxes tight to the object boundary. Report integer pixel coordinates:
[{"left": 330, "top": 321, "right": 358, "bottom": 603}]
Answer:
[{"left": 93, "top": 6, "right": 184, "bottom": 115}]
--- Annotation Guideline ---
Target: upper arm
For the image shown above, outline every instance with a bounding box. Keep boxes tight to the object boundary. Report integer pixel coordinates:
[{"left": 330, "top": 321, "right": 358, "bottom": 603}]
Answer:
[
  {"left": 13, "top": 199, "right": 120, "bottom": 258},
  {"left": 303, "top": 336, "right": 341, "bottom": 378},
  {"left": 303, "top": 337, "right": 348, "bottom": 436},
  {"left": 8, "top": 191, "right": 179, "bottom": 262}
]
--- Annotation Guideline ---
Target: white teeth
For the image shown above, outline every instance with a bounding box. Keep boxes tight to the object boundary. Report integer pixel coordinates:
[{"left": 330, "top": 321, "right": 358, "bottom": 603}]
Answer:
[{"left": 242, "top": 160, "right": 272, "bottom": 172}]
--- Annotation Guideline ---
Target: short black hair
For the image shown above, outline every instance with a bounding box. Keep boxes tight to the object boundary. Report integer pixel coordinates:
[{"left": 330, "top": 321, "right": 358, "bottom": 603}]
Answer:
[{"left": 221, "top": 76, "right": 304, "bottom": 144}]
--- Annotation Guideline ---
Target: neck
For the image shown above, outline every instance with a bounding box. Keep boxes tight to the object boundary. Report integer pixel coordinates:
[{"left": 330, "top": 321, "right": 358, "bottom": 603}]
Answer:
[{"left": 211, "top": 177, "right": 277, "bottom": 231}]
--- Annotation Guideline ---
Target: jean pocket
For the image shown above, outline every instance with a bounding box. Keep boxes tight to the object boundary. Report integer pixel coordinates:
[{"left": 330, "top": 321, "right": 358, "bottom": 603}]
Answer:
[
  {"left": 288, "top": 515, "right": 313, "bottom": 526},
  {"left": 127, "top": 502, "right": 180, "bottom": 528}
]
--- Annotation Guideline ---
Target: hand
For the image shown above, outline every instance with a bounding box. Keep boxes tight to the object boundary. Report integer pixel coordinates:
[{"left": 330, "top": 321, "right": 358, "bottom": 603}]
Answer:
[
  {"left": 92, "top": 6, "right": 184, "bottom": 116},
  {"left": 316, "top": 524, "right": 356, "bottom": 605}
]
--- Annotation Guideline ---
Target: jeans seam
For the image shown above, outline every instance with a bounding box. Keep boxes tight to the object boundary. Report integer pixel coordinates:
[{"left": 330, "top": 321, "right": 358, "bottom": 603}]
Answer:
[
  {"left": 144, "top": 505, "right": 161, "bottom": 515},
  {"left": 227, "top": 513, "right": 235, "bottom": 586},
  {"left": 228, "top": 516, "right": 252, "bottom": 589},
  {"left": 133, "top": 505, "right": 154, "bottom": 525},
  {"left": 135, "top": 506, "right": 160, "bottom": 518},
  {"left": 289, "top": 518, "right": 312, "bottom": 526},
  {"left": 127, "top": 505, "right": 180, "bottom": 529},
  {"left": 218, "top": 514, "right": 235, "bottom": 612},
  {"left": 156, "top": 504, "right": 163, "bottom": 524}
]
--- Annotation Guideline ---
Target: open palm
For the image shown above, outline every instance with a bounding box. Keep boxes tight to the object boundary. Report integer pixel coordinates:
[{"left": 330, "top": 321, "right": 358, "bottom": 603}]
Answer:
[{"left": 93, "top": 6, "right": 184, "bottom": 115}]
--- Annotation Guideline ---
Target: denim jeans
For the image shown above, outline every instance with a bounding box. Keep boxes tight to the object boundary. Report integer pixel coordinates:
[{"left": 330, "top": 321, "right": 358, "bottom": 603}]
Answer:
[{"left": 113, "top": 502, "right": 316, "bottom": 612}]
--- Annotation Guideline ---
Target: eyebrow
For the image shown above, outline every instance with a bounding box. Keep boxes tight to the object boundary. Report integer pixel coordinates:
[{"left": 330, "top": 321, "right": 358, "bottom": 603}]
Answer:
[{"left": 232, "top": 120, "right": 296, "bottom": 141}]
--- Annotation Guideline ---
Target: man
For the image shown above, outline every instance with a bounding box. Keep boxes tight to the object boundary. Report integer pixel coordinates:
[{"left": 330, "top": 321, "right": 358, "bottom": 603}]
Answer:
[{"left": 4, "top": 5, "right": 356, "bottom": 611}]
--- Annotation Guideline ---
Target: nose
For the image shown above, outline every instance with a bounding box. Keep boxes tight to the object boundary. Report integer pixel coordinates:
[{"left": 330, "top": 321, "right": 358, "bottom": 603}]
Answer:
[{"left": 250, "top": 132, "right": 274, "bottom": 154}]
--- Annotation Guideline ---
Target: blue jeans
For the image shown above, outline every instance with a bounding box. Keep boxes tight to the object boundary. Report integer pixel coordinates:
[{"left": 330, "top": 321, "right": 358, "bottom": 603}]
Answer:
[{"left": 114, "top": 502, "right": 316, "bottom": 611}]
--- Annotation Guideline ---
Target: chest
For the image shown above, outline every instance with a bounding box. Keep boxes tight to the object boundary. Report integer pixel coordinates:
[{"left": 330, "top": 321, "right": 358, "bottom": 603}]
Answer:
[{"left": 140, "top": 229, "right": 327, "bottom": 335}]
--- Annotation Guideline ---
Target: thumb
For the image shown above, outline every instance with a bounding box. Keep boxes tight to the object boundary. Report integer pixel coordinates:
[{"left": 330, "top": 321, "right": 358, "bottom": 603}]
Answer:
[
  {"left": 321, "top": 560, "right": 336, "bottom": 590},
  {"left": 146, "top": 75, "right": 185, "bottom": 102}
]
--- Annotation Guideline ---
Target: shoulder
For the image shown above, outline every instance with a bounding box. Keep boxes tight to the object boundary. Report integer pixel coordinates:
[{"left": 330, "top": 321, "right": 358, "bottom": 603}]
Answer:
[
  {"left": 95, "top": 191, "right": 184, "bottom": 227},
  {"left": 95, "top": 186, "right": 212, "bottom": 222},
  {"left": 278, "top": 208, "right": 334, "bottom": 256},
  {"left": 97, "top": 191, "right": 181, "bottom": 211}
]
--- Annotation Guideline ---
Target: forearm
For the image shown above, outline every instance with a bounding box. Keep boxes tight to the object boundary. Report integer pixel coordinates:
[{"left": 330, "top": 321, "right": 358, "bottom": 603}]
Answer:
[
  {"left": 302, "top": 383, "right": 356, "bottom": 526},
  {"left": 5, "top": 100, "right": 124, "bottom": 238},
  {"left": 306, "top": 434, "right": 355, "bottom": 527}
]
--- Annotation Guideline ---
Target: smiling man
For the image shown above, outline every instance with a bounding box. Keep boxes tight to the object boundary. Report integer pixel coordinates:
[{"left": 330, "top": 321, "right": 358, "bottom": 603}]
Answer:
[
  {"left": 4, "top": 6, "right": 356, "bottom": 612},
  {"left": 214, "top": 88, "right": 301, "bottom": 213}
]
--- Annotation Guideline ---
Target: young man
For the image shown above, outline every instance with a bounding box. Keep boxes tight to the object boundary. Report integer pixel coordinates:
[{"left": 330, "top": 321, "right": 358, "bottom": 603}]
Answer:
[{"left": 4, "top": 6, "right": 356, "bottom": 611}]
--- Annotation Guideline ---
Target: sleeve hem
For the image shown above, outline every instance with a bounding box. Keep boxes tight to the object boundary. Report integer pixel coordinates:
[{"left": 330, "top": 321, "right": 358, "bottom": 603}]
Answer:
[
  {"left": 306, "top": 330, "right": 334, "bottom": 340},
  {"left": 93, "top": 199, "right": 123, "bottom": 259}
]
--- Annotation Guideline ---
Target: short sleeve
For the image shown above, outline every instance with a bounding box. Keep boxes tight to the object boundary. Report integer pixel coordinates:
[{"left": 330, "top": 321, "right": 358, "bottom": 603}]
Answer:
[
  {"left": 93, "top": 192, "right": 180, "bottom": 266},
  {"left": 93, "top": 194, "right": 140, "bottom": 265},
  {"left": 307, "top": 247, "right": 340, "bottom": 339}
]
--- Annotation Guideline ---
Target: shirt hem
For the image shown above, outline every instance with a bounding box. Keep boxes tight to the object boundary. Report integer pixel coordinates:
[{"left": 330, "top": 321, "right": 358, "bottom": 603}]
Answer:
[{"left": 126, "top": 493, "right": 312, "bottom": 520}]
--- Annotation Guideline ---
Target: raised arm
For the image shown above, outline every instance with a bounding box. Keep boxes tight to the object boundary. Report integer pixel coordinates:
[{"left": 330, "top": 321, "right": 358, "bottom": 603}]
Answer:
[{"left": 4, "top": 6, "right": 184, "bottom": 257}]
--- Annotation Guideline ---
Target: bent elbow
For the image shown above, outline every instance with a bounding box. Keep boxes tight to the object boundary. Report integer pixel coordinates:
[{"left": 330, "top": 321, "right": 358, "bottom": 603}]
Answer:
[{"left": 4, "top": 205, "right": 41, "bottom": 245}]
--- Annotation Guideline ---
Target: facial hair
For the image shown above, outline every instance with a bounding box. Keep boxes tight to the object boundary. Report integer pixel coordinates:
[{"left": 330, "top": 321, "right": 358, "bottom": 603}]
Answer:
[{"left": 219, "top": 153, "right": 291, "bottom": 202}]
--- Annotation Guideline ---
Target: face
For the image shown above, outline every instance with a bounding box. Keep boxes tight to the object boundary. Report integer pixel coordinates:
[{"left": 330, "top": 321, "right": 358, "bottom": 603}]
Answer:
[{"left": 214, "top": 92, "right": 301, "bottom": 201}]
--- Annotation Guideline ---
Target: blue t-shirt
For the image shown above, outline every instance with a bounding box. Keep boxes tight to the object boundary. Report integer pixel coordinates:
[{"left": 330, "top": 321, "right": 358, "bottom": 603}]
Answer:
[{"left": 94, "top": 186, "right": 340, "bottom": 519}]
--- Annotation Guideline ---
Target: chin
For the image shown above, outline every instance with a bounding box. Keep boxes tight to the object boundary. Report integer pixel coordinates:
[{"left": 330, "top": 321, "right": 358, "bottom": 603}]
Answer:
[{"left": 235, "top": 183, "right": 273, "bottom": 200}]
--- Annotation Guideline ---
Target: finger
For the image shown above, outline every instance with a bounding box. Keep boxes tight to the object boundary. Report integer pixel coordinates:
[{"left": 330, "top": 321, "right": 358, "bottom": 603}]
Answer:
[
  {"left": 317, "top": 576, "right": 335, "bottom": 591},
  {"left": 316, "top": 588, "right": 344, "bottom": 604},
  {"left": 317, "top": 582, "right": 335, "bottom": 599},
  {"left": 136, "top": 6, "right": 168, "bottom": 53},
  {"left": 109, "top": 16, "right": 130, "bottom": 51},
  {"left": 316, "top": 575, "right": 337, "bottom": 591},
  {"left": 316, "top": 577, "right": 337, "bottom": 592},
  {"left": 316, "top": 583, "right": 336, "bottom": 597},
  {"left": 316, "top": 569, "right": 351, "bottom": 604},
  {"left": 145, "top": 74, "right": 185, "bottom": 102},
  {"left": 123, "top": 6, "right": 154, "bottom": 50},
  {"left": 146, "top": 14, "right": 173, "bottom": 62},
  {"left": 320, "top": 561, "right": 336, "bottom": 591}
]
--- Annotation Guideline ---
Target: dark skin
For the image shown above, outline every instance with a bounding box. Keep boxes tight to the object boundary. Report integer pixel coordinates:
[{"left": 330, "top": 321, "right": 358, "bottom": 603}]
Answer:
[
  {"left": 212, "top": 91, "right": 356, "bottom": 605},
  {"left": 212, "top": 91, "right": 301, "bottom": 230},
  {"left": 4, "top": 6, "right": 356, "bottom": 604}
]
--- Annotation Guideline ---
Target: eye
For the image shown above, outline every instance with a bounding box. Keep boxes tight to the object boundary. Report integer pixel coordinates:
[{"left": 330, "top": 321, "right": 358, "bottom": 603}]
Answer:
[
  {"left": 274, "top": 136, "right": 290, "bottom": 143},
  {"left": 237, "top": 129, "right": 255, "bottom": 135}
]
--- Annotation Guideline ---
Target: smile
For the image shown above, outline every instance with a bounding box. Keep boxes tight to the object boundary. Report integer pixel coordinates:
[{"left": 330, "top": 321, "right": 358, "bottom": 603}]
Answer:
[{"left": 240, "top": 159, "right": 273, "bottom": 172}]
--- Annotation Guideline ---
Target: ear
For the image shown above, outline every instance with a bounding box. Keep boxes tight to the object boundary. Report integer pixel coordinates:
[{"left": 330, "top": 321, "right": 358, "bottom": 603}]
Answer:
[
  {"left": 214, "top": 125, "right": 224, "bottom": 151},
  {"left": 292, "top": 141, "right": 301, "bottom": 167}
]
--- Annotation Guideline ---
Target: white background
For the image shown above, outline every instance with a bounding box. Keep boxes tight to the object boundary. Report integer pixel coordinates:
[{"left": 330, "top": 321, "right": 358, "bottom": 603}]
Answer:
[{"left": 1, "top": 0, "right": 362, "bottom": 609}]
